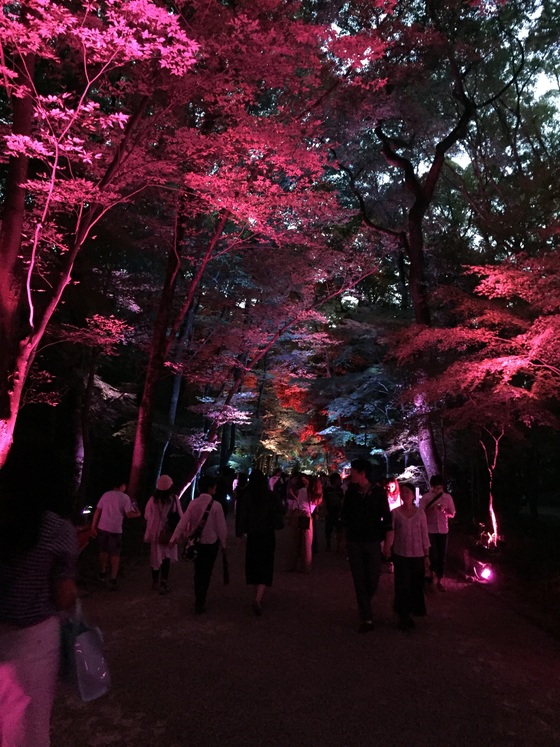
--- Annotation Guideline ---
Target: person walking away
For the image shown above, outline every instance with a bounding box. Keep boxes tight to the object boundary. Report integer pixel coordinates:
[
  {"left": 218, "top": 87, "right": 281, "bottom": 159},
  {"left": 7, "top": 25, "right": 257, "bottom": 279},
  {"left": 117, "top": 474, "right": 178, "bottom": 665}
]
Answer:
[
  {"left": 285, "top": 474, "right": 317, "bottom": 573},
  {"left": 340, "top": 459, "right": 393, "bottom": 633},
  {"left": 233, "top": 472, "right": 248, "bottom": 539},
  {"left": 310, "top": 475, "right": 323, "bottom": 555},
  {"left": 143, "top": 475, "right": 182, "bottom": 594},
  {"left": 170, "top": 475, "right": 227, "bottom": 614},
  {"left": 91, "top": 480, "right": 141, "bottom": 590},
  {"left": 389, "top": 483, "right": 430, "bottom": 630},
  {"left": 0, "top": 459, "right": 78, "bottom": 747},
  {"left": 324, "top": 472, "right": 344, "bottom": 552},
  {"left": 238, "top": 469, "right": 283, "bottom": 615},
  {"left": 419, "top": 475, "right": 456, "bottom": 591}
]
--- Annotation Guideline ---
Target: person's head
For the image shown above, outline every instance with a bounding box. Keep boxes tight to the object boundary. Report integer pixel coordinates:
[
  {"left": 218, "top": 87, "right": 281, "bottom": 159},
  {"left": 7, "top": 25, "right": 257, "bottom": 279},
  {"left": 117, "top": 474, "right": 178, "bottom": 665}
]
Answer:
[
  {"left": 198, "top": 474, "right": 217, "bottom": 495},
  {"left": 350, "top": 458, "right": 373, "bottom": 487},
  {"left": 248, "top": 469, "right": 269, "bottom": 494},
  {"left": 272, "top": 467, "right": 282, "bottom": 477},
  {"left": 329, "top": 472, "right": 342, "bottom": 487},
  {"left": 385, "top": 477, "right": 399, "bottom": 495},
  {"left": 430, "top": 475, "right": 445, "bottom": 491},
  {"left": 399, "top": 483, "right": 415, "bottom": 506},
  {"left": 154, "top": 474, "right": 174, "bottom": 503}
]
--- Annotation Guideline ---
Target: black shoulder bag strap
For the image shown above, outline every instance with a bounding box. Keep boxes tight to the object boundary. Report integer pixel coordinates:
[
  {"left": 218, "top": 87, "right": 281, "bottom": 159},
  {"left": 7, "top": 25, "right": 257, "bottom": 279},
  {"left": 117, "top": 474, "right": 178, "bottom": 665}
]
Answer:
[
  {"left": 191, "top": 498, "right": 214, "bottom": 541},
  {"left": 424, "top": 491, "right": 444, "bottom": 511}
]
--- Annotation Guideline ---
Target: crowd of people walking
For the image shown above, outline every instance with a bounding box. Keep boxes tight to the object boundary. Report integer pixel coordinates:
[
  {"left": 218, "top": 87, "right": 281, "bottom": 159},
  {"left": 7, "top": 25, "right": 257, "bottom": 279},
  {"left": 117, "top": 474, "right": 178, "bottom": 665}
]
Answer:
[{"left": 0, "top": 455, "right": 456, "bottom": 745}]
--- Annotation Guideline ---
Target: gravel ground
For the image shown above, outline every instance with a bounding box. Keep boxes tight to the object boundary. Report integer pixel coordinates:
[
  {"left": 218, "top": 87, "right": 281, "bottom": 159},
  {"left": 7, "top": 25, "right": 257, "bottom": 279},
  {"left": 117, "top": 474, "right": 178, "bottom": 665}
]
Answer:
[{"left": 51, "top": 517, "right": 560, "bottom": 747}]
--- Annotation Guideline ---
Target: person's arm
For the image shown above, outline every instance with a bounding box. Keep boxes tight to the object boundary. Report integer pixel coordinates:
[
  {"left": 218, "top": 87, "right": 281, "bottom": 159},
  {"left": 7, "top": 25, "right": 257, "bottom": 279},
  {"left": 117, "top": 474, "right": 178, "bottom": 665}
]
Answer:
[
  {"left": 169, "top": 506, "right": 191, "bottom": 546},
  {"left": 124, "top": 493, "right": 141, "bottom": 519},
  {"left": 90, "top": 507, "right": 102, "bottom": 537},
  {"left": 175, "top": 495, "right": 184, "bottom": 518},
  {"left": 442, "top": 494, "right": 456, "bottom": 519},
  {"left": 419, "top": 511, "right": 431, "bottom": 571},
  {"left": 383, "top": 529, "right": 394, "bottom": 558},
  {"left": 54, "top": 578, "right": 77, "bottom": 611}
]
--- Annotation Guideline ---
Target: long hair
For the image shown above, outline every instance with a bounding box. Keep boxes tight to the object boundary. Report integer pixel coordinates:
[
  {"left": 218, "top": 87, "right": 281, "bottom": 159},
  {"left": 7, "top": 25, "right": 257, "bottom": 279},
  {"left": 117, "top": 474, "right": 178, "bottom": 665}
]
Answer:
[{"left": 153, "top": 486, "right": 174, "bottom": 505}]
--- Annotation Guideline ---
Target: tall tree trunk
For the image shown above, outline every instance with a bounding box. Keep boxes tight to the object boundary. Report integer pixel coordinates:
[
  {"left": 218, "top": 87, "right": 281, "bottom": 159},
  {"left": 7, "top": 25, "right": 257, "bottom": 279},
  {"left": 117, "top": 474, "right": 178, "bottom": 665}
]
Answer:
[
  {"left": 128, "top": 241, "right": 182, "bottom": 501},
  {"left": 128, "top": 211, "right": 230, "bottom": 501},
  {"left": 75, "top": 351, "right": 98, "bottom": 501},
  {"left": 0, "top": 53, "right": 36, "bottom": 467}
]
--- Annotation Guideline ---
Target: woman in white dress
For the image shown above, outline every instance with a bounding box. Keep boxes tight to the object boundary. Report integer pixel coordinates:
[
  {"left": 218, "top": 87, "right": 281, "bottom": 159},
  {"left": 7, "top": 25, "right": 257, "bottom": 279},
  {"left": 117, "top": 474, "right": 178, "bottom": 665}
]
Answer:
[{"left": 144, "top": 475, "right": 182, "bottom": 594}]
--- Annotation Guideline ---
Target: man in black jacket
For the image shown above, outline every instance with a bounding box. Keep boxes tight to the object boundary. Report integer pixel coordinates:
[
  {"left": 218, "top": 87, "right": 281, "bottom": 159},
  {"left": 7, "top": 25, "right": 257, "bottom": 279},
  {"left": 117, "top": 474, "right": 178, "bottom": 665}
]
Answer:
[{"left": 341, "top": 459, "right": 393, "bottom": 633}]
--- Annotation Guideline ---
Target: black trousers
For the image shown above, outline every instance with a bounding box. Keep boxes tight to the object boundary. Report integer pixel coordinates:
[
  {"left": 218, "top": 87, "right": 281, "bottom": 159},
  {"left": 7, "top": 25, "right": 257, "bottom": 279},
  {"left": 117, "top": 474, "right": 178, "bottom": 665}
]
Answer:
[
  {"left": 347, "top": 540, "right": 382, "bottom": 622},
  {"left": 194, "top": 541, "right": 219, "bottom": 606},
  {"left": 428, "top": 532, "right": 448, "bottom": 579},
  {"left": 393, "top": 554, "right": 426, "bottom": 617}
]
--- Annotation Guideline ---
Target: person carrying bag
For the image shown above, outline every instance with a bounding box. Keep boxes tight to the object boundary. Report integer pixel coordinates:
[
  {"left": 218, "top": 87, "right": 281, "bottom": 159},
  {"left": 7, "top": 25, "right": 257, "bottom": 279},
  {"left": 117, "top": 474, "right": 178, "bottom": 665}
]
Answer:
[{"left": 169, "top": 475, "right": 227, "bottom": 614}]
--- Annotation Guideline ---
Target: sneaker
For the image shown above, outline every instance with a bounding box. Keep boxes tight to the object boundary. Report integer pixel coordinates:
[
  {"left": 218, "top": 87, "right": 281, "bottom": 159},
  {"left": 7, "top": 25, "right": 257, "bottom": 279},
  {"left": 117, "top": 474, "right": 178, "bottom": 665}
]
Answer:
[
  {"left": 97, "top": 572, "right": 107, "bottom": 581},
  {"left": 151, "top": 582, "right": 159, "bottom": 591},
  {"left": 194, "top": 602, "right": 206, "bottom": 615},
  {"left": 159, "top": 583, "right": 171, "bottom": 595},
  {"left": 108, "top": 578, "right": 117, "bottom": 591},
  {"left": 358, "top": 620, "right": 374, "bottom": 634}
]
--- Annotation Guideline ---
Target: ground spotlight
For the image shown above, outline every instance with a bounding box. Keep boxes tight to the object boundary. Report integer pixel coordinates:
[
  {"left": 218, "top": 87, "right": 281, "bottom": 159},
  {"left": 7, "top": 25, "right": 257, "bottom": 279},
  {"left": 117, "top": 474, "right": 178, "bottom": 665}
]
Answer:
[
  {"left": 463, "top": 550, "right": 495, "bottom": 584},
  {"left": 473, "top": 560, "right": 494, "bottom": 583}
]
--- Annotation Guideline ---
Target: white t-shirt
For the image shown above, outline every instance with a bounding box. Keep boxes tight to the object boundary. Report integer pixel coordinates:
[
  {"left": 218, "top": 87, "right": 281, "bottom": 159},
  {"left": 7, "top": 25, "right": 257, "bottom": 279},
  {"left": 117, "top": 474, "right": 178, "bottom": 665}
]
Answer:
[
  {"left": 419, "top": 490, "right": 456, "bottom": 534},
  {"left": 97, "top": 490, "right": 134, "bottom": 533}
]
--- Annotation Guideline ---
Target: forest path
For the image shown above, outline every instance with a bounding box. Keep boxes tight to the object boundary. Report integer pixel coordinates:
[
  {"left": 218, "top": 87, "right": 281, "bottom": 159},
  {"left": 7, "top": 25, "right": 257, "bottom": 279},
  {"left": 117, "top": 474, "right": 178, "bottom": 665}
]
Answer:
[{"left": 52, "top": 516, "right": 560, "bottom": 746}]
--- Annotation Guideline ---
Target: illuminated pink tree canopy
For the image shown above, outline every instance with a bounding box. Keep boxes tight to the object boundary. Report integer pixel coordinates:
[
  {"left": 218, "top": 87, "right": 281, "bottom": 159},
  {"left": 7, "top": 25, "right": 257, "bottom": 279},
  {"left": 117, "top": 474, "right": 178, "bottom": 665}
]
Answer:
[{"left": 1, "top": 0, "right": 559, "bottom": 535}]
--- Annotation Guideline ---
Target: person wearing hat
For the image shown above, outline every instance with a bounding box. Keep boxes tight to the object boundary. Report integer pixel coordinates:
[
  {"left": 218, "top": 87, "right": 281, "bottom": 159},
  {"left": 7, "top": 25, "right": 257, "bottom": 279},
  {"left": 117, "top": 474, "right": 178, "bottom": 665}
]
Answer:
[
  {"left": 91, "top": 480, "right": 141, "bottom": 590},
  {"left": 143, "top": 475, "right": 183, "bottom": 594}
]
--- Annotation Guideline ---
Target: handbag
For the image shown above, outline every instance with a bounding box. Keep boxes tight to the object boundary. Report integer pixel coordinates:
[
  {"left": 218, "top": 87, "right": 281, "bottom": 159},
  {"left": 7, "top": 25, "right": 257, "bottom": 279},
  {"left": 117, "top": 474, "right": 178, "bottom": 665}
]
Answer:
[
  {"left": 182, "top": 498, "right": 214, "bottom": 561},
  {"left": 158, "top": 499, "right": 181, "bottom": 545},
  {"left": 60, "top": 601, "right": 111, "bottom": 702}
]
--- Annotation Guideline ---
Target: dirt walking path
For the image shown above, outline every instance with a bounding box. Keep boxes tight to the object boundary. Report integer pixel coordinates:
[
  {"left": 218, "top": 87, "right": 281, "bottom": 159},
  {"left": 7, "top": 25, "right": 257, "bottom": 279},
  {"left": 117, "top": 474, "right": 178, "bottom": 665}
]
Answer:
[{"left": 52, "top": 518, "right": 560, "bottom": 746}]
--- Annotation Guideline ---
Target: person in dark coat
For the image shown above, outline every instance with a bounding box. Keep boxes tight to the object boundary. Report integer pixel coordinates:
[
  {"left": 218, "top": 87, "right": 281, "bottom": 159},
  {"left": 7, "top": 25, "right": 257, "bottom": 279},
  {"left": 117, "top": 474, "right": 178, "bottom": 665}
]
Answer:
[
  {"left": 340, "top": 459, "right": 393, "bottom": 633},
  {"left": 239, "top": 469, "right": 282, "bottom": 615}
]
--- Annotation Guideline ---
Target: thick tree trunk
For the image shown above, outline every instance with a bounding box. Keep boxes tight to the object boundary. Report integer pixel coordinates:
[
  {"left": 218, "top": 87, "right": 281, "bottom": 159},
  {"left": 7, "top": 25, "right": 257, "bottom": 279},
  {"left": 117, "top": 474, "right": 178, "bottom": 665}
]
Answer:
[
  {"left": 128, "top": 243, "right": 181, "bottom": 501},
  {"left": 128, "top": 212, "right": 229, "bottom": 500},
  {"left": 417, "top": 421, "right": 441, "bottom": 480},
  {"left": 72, "top": 352, "right": 98, "bottom": 501},
  {"left": 0, "top": 54, "right": 36, "bottom": 467}
]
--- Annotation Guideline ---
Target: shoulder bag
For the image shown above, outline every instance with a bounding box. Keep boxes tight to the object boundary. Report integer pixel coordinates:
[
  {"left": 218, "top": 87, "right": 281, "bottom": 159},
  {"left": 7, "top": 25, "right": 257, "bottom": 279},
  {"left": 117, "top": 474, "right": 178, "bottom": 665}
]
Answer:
[{"left": 182, "top": 499, "right": 214, "bottom": 561}]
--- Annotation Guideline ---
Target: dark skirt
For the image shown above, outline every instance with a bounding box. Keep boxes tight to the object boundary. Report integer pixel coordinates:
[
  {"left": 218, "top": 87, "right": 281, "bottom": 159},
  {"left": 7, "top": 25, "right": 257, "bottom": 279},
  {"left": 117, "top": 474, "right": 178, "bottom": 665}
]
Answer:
[{"left": 245, "top": 530, "right": 276, "bottom": 586}]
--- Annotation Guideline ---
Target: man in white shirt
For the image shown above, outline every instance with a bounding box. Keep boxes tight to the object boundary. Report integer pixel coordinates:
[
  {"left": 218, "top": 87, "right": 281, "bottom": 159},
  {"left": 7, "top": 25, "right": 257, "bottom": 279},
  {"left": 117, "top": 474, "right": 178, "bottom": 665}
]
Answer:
[
  {"left": 170, "top": 475, "right": 227, "bottom": 614},
  {"left": 419, "top": 475, "right": 456, "bottom": 591},
  {"left": 91, "top": 482, "right": 141, "bottom": 590}
]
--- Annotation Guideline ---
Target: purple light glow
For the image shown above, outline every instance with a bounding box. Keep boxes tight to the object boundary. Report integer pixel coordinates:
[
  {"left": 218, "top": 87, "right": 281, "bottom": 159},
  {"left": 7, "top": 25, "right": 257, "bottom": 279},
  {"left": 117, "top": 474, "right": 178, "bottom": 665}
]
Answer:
[{"left": 480, "top": 566, "right": 493, "bottom": 581}]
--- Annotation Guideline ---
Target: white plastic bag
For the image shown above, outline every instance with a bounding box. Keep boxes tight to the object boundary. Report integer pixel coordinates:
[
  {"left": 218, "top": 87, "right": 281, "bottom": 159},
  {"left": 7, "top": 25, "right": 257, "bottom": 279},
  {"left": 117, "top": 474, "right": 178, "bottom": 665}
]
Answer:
[{"left": 61, "top": 601, "right": 111, "bottom": 702}]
